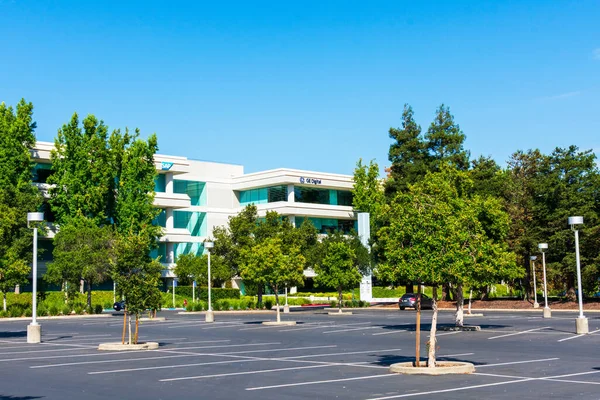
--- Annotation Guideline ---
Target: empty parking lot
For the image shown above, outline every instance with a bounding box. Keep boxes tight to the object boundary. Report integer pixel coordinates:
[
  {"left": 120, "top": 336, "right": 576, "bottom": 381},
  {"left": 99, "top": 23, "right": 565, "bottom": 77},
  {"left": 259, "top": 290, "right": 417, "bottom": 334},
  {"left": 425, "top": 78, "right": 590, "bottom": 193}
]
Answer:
[{"left": 1, "top": 309, "right": 599, "bottom": 399}]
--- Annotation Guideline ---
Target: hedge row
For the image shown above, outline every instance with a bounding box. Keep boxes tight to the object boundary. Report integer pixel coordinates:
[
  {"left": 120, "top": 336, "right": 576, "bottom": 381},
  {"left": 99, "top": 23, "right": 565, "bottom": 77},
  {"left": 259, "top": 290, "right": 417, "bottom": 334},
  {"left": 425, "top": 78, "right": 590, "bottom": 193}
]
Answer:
[{"left": 171, "top": 287, "right": 240, "bottom": 302}]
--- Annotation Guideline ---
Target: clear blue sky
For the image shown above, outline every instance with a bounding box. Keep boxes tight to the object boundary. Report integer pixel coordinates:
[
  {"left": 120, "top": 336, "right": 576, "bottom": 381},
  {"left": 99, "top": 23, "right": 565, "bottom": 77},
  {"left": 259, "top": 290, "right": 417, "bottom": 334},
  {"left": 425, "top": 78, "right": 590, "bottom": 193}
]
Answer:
[{"left": 1, "top": 1, "right": 598, "bottom": 175}]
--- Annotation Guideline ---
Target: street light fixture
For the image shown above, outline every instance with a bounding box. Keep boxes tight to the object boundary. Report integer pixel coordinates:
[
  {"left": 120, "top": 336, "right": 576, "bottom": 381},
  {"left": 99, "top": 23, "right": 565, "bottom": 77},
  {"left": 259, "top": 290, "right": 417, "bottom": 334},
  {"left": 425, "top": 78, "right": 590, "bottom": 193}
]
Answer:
[
  {"left": 530, "top": 256, "right": 539, "bottom": 308},
  {"left": 568, "top": 216, "right": 587, "bottom": 334},
  {"left": 538, "top": 243, "right": 551, "bottom": 318},
  {"left": 27, "top": 212, "right": 44, "bottom": 344},
  {"left": 204, "top": 241, "right": 214, "bottom": 323}
]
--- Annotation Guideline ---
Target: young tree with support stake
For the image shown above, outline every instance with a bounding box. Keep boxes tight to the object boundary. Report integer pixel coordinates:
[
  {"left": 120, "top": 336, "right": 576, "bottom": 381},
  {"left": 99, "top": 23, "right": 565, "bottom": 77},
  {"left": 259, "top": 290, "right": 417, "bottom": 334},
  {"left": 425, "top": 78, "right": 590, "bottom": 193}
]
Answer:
[
  {"left": 377, "top": 166, "right": 520, "bottom": 367},
  {"left": 241, "top": 237, "right": 305, "bottom": 323},
  {"left": 314, "top": 231, "right": 369, "bottom": 313}
]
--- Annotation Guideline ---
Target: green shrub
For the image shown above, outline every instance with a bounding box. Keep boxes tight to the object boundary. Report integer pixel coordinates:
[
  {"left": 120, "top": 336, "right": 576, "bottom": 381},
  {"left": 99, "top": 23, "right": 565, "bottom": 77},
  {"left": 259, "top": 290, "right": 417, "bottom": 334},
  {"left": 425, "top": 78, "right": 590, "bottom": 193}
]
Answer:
[
  {"left": 37, "top": 304, "right": 48, "bottom": 316},
  {"left": 61, "top": 304, "right": 71, "bottom": 315},
  {"left": 219, "top": 300, "right": 230, "bottom": 310},
  {"left": 9, "top": 306, "right": 23, "bottom": 317},
  {"left": 49, "top": 305, "right": 59, "bottom": 316},
  {"left": 329, "top": 300, "right": 337, "bottom": 308},
  {"left": 175, "top": 287, "right": 240, "bottom": 301},
  {"left": 94, "top": 304, "right": 104, "bottom": 314},
  {"left": 0, "top": 310, "right": 8, "bottom": 318},
  {"left": 264, "top": 299, "right": 273, "bottom": 310},
  {"left": 103, "top": 301, "right": 112, "bottom": 310},
  {"left": 24, "top": 307, "right": 32, "bottom": 317}
]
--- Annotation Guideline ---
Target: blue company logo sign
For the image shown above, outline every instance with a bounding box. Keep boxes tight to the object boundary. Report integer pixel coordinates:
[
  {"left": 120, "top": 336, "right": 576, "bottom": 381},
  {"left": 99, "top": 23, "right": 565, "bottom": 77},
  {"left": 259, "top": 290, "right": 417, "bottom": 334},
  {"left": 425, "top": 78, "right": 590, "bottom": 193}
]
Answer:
[
  {"left": 299, "top": 177, "right": 322, "bottom": 185},
  {"left": 161, "top": 162, "right": 174, "bottom": 171}
]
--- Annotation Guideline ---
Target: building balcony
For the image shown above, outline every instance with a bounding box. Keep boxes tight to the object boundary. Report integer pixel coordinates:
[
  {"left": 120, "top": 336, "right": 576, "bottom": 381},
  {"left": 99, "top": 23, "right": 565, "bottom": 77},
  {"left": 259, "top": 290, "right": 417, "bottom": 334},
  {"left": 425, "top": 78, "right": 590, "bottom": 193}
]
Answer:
[
  {"left": 254, "top": 201, "right": 355, "bottom": 219},
  {"left": 158, "top": 228, "right": 205, "bottom": 243},
  {"left": 154, "top": 192, "right": 191, "bottom": 209}
]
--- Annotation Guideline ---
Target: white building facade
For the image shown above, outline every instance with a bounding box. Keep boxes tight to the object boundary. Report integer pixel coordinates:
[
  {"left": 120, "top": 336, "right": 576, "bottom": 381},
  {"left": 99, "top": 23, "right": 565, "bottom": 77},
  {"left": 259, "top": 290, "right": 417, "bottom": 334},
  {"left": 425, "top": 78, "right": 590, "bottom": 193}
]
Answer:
[{"left": 31, "top": 142, "right": 359, "bottom": 292}]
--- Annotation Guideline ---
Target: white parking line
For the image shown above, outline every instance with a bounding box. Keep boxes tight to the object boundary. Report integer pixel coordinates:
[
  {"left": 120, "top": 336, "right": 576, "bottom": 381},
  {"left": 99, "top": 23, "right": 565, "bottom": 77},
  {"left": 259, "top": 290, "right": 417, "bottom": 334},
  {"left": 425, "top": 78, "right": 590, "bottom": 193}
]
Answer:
[
  {"left": 160, "top": 363, "right": 344, "bottom": 382},
  {"left": 246, "top": 373, "right": 398, "bottom": 391},
  {"left": 372, "top": 330, "right": 407, "bottom": 336},
  {"left": 88, "top": 345, "right": 338, "bottom": 374},
  {"left": 542, "top": 378, "right": 600, "bottom": 385},
  {"left": 487, "top": 327, "right": 550, "bottom": 340},
  {"left": 29, "top": 342, "right": 281, "bottom": 368},
  {"left": 323, "top": 326, "right": 381, "bottom": 334},
  {"left": 279, "top": 322, "right": 371, "bottom": 332},
  {"left": 476, "top": 357, "right": 559, "bottom": 368},
  {"left": 365, "top": 378, "right": 534, "bottom": 399},
  {"left": 557, "top": 329, "right": 600, "bottom": 342}
]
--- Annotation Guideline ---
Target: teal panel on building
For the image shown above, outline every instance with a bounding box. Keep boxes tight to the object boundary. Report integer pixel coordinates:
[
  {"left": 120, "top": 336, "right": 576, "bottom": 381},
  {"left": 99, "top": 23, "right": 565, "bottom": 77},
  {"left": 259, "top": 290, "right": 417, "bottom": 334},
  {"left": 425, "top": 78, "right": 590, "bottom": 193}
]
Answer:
[
  {"left": 154, "top": 174, "right": 166, "bottom": 193},
  {"left": 174, "top": 180, "right": 206, "bottom": 206},
  {"left": 174, "top": 211, "right": 206, "bottom": 237},
  {"left": 239, "top": 185, "right": 286, "bottom": 206},
  {"left": 295, "top": 217, "right": 356, "bottom": 234},
  {"left": 153, "top": 209, "right": 167, "bottom": 228}
]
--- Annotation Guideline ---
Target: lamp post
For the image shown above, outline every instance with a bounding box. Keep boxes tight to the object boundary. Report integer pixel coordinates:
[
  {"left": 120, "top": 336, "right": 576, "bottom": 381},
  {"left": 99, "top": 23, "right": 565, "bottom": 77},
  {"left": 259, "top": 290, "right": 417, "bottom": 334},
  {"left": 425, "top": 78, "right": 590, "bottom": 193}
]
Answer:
[
  {"left": 204, "top": 241, "right": 214, "bottom": 323},
  {"left": 530, "top": 256, "right": 539, "bottom": 308},
  {"left": 568, "top": 216, "right": 588, "bottom": 334},
  {"left": 538, "top": 243, "right": 551, "bottom": 318},
  {"left": 27, "top": 212, "right": 44, "bottom": 344}
]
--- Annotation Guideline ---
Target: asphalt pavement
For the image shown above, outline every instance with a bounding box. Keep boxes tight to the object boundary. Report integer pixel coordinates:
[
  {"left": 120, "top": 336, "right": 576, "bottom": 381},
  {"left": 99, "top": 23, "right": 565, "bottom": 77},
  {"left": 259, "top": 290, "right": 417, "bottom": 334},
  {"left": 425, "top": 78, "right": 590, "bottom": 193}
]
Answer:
[{"left": 0, "top": 308, "right": 599, "bottom": 399}]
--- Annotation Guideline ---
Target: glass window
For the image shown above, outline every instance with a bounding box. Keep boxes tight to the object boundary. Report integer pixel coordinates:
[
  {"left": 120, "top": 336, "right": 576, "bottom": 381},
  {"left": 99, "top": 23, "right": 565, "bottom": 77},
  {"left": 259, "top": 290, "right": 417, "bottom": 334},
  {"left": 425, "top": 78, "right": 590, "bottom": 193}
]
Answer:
[
  {"left": 153, "top": 209, "right": 166, "bottom": 228},
  {"left": 154, "top": 174, "right": 166, "bottom": 193},
  {"left": 239, "top": 186, "right": 286, "bottom": 206},
  {"left": 337, "top": 190, "right": 353, "bottom": 206},
  {"left": 173, "top": 211, "right": 206, "bottom": 237},
  {"left": 174, "top": 180, "right": 206, "bottom": 206},
  {"left": 294, "top": 187, "right": 330, "bottom": 205},
  {"left": 295, "top": 217, "right": 356, "bottom": 234},
  {"left": 32, "top": 163, "right": 53, "bottom": 184}
]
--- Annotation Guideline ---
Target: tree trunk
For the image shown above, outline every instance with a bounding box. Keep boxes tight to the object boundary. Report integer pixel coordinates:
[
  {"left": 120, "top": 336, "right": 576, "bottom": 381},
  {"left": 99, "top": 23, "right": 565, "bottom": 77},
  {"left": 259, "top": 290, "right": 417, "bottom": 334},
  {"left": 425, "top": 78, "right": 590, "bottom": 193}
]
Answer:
[
  {"left": 3, "top": 292, "right": 6, "bottom": 312},
  {"left": 87, "top": 280, "right": 92, "bottom": 309},
  {"left": 428, "top": 295, "right": 438, "bottom": 368},
  {"left": 415, "top": 293, "right": 421, "bottom": 367},
  {"left": 122, "top": 310, "right": 127, "bottom": 345},
  {"left": 274, "top": 285, "right": 280, "bottom": 323},
  {"left": 134, "top": 314, "right": 139, "bottom": 344},
  {"left": 338, "top": 286, "right": 343, "bottom": 313},
  {"left": 442, "top": 283, "right": 452, "bottom": 301},
  {"left": 128, "top": 313, "right": 132, "bottom": 345},
  {"left": 455, "top": 283, "right": 464, "bottom": 327}
]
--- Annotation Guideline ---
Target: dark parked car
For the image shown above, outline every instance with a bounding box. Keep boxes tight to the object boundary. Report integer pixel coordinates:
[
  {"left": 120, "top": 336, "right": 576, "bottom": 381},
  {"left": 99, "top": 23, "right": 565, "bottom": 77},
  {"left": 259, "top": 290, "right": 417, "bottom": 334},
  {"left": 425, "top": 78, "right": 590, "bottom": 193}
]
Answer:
[
  {"left": 399, "top": 293, "right": 433, "bottom": 310},
  {"left": 113, "top": 301, "right": 126, "bottom": 312}
]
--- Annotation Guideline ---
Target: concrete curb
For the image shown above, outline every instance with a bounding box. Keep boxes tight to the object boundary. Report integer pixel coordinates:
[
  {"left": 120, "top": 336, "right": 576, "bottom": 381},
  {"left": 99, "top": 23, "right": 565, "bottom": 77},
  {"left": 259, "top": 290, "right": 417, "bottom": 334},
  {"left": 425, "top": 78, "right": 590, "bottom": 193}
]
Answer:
[
  {"left": 389, "top": 361, "right": 475, "bottom": 375},
  {"left": 98, "top": 342, "right": 159, "bottom": 351},
  {"left": 464, "top": 313, "right": 484, "bottom": 317},
  {"left": 178, "top": 310, "right": 273, "bottom": 315},
  {"left": 262, "top": 321, "right": 296, "bottom": 326},
  {"left": 0, "top": 313, "right": 112, "bottom": 322},
  {"left": 328, "top": 311, "right": 353, "bottom": 315},
  {"left": 370, "top": 307, "right": 600, "bottom": 313}
]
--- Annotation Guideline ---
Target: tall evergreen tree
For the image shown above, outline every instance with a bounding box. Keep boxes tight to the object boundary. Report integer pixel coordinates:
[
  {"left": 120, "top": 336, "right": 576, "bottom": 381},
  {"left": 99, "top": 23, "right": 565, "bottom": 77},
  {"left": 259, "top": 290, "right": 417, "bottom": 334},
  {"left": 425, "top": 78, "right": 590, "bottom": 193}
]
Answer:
[
  {"left": 385, "top": 104, "right": 429, "bottom": 196},
  {"left": 425, "top": 104, "right": 470, "bottom": 172}
]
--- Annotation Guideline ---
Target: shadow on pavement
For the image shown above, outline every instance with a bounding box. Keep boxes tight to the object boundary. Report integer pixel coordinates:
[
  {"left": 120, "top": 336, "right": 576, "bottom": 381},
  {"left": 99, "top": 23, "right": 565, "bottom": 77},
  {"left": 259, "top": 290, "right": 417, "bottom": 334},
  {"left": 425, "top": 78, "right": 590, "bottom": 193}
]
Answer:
[{"left": 0, "top": 331, "right": 26, "bottom": 338}]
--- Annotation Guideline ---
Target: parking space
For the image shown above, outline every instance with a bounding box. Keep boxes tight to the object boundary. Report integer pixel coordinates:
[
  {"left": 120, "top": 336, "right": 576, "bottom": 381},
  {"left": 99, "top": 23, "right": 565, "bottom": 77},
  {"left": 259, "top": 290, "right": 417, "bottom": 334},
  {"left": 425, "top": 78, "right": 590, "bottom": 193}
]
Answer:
[{"left": 1, "top": 309, "right": 600, "bottom": 399}]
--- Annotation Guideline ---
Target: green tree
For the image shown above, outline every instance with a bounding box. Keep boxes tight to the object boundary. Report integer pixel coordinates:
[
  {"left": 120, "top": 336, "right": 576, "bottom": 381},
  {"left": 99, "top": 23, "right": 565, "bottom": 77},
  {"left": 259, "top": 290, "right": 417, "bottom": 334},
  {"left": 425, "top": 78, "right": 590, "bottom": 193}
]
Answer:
[
  {"left": 314, "top": 231, "right": 370, "bottom": 312},
  {"left": 0, "top": 100, "right": 42, "bottom": 311},
  {"left": 113, "top": 233, "right": 162, "bottom": 344},
  {"left": 377, "top": 167, "right": 521, "bottom": 367},
  {"left": 174, "top": 253, "right": 205, "bottom": 286},
  {"left": 352, "top": 159, "right": 385, "bottom": 230},
  {"left": 469, "top": 156, "right": 509, "bottom": 199},
  {"left": 241, "top": 237, "right": 305, "bottom": 322},
  {"left": 532, "top": 146, "right": 600, "bottom": 296},
  {"left": 112, "top": 133, "right": 162, "bottom": 342},
  {"left": 425, "top": 104, "right": 470, "bottom": 172},
  {"left": 48, "top": 114, "right": 114, "bottom": 226},
  {"left": 385, "top": 104, "right": 429, "bottom": 196},
  {"left": 47, "top": 216, "right": 114, "bottom": 308}
]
